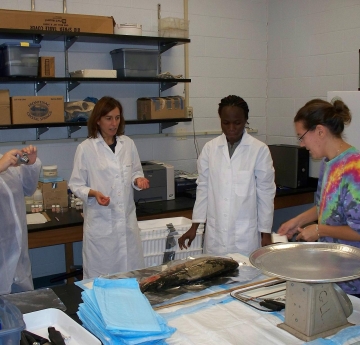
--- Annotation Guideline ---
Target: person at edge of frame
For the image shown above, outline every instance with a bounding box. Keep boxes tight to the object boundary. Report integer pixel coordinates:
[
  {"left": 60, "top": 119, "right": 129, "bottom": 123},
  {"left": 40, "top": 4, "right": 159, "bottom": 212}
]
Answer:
[
  {"left": 0, "top": 145, "right": 41, "bottom": 295},
  {"left": 278, "top": 98, "right": 360, "bottom": 298}
]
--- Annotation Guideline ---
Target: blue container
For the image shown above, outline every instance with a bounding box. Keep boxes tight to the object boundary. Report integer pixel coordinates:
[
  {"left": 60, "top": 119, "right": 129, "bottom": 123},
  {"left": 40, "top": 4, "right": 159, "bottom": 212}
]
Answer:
[
  {"left": 0, "top": 42, "right": 41, "bottom": 77},
  {"left": 0, "top": 297, "right": 25, "bottom": 345}
]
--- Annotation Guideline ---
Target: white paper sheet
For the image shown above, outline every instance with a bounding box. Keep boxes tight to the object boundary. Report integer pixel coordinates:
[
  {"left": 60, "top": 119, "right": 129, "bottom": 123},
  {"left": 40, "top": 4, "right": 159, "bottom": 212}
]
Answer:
[{"left": 26, "top": 213, "right": 48, "bottom": 224}]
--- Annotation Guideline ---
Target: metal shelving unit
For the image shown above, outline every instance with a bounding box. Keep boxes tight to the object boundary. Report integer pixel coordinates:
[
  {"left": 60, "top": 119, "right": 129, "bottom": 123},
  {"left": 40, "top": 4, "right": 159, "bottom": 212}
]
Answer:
[{"left": 0, "top": 28, "right": 192, "bottom": 138}]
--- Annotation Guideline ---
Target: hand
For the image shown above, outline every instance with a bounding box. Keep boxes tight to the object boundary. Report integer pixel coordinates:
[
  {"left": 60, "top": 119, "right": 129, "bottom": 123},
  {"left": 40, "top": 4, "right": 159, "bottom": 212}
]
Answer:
[
  {"left": 296, "top": 225, "right": 318, "bottom": 242},
  {"left": 178, "top": 225, "right": 197, "bottom": 250},
  {"left": 21, "top": 145, "right": 37, "bottom": 165},
  {"left": 278, "top": 218, "right": 300, "bottom": 239},
  {"left": 95, "top": 191, "right": 110, "bottom": 206},
  {"left": 135, "top": 177, "right": 150, "bottom": 190},
  {"left": 0, "top": 149, "right": 23, "bottom": 172}
]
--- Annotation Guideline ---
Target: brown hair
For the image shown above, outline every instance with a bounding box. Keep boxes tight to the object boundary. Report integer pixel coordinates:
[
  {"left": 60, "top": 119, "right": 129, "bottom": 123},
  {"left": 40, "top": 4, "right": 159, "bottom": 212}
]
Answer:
[
  {"left": 87, "top": 96, "right": 125, "bottom": 138},
  {"left": 294, "top": 98, "right": 351, "bottom": 138}
]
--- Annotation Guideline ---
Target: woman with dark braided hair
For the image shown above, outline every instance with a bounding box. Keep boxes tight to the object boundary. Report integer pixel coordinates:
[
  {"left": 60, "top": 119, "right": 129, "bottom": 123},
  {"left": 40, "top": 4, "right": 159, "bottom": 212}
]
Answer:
[
  {"left": 278, "top": 98, "right": 360, "bottom": 296},
  {"left": 178, "top": 95, "right": 276, "bottom": 257}
]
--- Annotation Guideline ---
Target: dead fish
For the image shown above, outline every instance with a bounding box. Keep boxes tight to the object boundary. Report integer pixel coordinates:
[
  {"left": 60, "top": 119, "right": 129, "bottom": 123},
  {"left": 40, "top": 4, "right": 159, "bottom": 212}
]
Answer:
[{"left": 139, "top": 256, "right": 239, "bottom": 292}]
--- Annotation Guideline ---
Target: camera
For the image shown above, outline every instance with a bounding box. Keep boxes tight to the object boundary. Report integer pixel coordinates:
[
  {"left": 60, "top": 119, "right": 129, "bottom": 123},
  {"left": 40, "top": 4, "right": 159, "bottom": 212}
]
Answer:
[{"left": 16, "top": 153, "right": 29, "bottom": 165}]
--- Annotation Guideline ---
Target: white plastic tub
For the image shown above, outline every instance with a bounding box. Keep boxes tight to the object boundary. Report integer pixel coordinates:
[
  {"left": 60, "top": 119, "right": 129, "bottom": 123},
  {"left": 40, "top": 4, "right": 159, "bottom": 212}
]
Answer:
[
  {"left": 114, "top": 23, "right": 142, "bottom": 35},
  {"left": 43, "top": 165, "right": 58, "bottom": 177},
  {"left": 24, "top": 308, "right": 101, "bottom": 345},
  {"left": 144, "top": 248, "right": 203, "bottom": 267},
  {"left": 138, "top": 217, "right": 204, "bottom": 256}
]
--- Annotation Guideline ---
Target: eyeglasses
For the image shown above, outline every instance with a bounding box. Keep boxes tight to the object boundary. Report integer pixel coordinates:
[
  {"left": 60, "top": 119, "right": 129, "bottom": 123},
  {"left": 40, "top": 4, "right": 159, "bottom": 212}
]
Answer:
[{"left": 298, "top": 128, "right": 310, "bottom": 142}]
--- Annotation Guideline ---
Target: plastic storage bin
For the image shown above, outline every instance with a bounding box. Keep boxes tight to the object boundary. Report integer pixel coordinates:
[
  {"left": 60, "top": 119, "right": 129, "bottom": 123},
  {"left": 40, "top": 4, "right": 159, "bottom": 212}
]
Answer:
[
  {"left": 0, "top": 42, "right": 41, "bottom": 76},
  {"left": 0, "top": 297, "right": 25, "bottom": 344},
  {"left": 159, "top": 17, "right": 189, "bottom": 38},
  {"left": 144, "top": 249, "right": 203, "bottom": 267},
  {"left": 138, "top": 217, "right": 204, "bottom": 259},
  {"left": 110, "top": 48, "right": 158, "bottom": 77}
]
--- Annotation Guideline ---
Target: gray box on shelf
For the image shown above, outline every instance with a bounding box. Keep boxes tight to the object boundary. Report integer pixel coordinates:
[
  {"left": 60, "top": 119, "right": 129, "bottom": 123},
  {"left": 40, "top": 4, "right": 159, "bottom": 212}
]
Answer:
[
  {"left": 110, "top": 48, "right": 158, "bottom": 77},
  {"left": 0, "top": 42, "right": 41, "bottom": 77}
]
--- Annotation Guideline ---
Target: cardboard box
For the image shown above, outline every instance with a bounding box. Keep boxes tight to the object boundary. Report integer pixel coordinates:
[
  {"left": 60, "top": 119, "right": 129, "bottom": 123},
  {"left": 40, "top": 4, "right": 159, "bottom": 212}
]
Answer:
[
  {"left": 0, "top": 9, "right": 114, "bottom": 34},
  {"left": 11, "top": 96, "right": 64, "bottom": 124},
  {"left": 137, "top": 96, "right": 186, "bottom": 120},
  {"left": 38, "top": 181, "right": 68, "bottom": 209},
  {"left": 39, "top": 56, "right": 55, "bottom": 77},
  {"left": 0, "top": 90, "right": 11, "bottom": 125}
]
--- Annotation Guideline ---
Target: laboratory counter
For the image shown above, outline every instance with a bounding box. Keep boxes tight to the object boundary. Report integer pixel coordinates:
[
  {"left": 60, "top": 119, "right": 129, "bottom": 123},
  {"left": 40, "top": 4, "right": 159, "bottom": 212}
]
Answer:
[{"left": 27, "top": 187, "right": 316, "bottom": 281}]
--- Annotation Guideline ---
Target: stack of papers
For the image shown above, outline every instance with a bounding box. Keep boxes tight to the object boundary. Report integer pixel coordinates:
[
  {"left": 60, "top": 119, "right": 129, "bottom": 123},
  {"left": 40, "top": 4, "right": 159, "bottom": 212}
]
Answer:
[
  {"left": 78, "top": 278, "right": 175, "bottom": 345},
  {"left": 26, "top": 213, "right": 48, "bottom": 224}
]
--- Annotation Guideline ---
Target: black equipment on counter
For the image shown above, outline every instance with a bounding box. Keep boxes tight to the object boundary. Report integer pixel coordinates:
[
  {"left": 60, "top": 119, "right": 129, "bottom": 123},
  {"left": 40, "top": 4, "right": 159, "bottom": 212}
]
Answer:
[
  {"left": 269, "top": 144, "right": 309, "bottom": 188},
  {"left": 175, "top": 177, "right": 197, "bottom": 197}
]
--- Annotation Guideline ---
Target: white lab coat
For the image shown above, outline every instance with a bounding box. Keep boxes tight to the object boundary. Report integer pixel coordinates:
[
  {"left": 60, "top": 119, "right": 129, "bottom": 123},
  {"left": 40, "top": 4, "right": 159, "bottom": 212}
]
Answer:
[
  {"left": 69, "top": 135, "right": 145, "bottom": 279},
  {"left": 0, "top": 157, "right": 41, "bottom": 295},
  {"left": 192, "top": 131, "right": 275, "bottom": 257}
]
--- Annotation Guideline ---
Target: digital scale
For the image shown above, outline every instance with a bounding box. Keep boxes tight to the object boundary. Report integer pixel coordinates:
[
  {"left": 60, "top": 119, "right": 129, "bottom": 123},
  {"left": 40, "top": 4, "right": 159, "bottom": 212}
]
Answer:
[{"left": 249, "top": 242, "right": 360, "bottom": 341}]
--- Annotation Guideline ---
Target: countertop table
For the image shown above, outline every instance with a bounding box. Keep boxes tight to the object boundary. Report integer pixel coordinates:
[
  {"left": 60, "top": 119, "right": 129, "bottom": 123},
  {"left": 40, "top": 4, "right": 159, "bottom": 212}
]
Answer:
[{"left": 28, "top": 188, "right": 316, "bottom": 283}]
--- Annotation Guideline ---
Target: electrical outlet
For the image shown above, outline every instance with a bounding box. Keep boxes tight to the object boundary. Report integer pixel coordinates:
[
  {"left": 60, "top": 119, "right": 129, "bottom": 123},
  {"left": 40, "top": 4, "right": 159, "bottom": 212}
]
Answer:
[
  {"left": 186, "top": 106, "right": 193, "bottom": 118},
  {"left": 176, "top": 128, "right": 187, "bottom": 140}
]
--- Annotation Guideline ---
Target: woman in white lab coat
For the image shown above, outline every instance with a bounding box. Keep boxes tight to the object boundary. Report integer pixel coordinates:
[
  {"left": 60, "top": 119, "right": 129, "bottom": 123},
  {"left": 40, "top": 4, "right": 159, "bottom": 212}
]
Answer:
[
  {"left": 0, "top": 145, "right": 41, "bottom": 295},
  {"left": 69, "top": 97, "right": 149, "bottom": 279},
  {"left": 179, "top": 95, "right": 276, "bottom": 256}
]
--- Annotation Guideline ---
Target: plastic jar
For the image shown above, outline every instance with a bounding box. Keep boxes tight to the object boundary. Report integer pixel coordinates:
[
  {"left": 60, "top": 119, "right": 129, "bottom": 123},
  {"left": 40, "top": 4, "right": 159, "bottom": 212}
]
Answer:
[
  {"left": 52, "top": 204, "right": 56, "bottom": 212},
  {"left": 25, "top": 196, "right": 33, "bottom": 213},
  {"left": 43, "top": 165, "right": 58, "bottom": 177},
  {"left": 56, "top": 204, "right": 61, "bottom": 213},
  {"left": 33, "top": 188, "right": 43, "bottom": 206}
]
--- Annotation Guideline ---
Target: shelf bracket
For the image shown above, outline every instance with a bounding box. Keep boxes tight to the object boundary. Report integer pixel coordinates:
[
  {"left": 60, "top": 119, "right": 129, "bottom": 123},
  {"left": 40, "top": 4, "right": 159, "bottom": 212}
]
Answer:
[
  {"left": 160, "top": 81, "right": 178, "bottom": 92},
  {"left": 159, "top": 122, "right": 178, "bottom": 133},
  {"left": 36, "top": 127, "right": 49, "bottom": 140},
  {"left": 33, "top": 34, "right": 44, "bottom": 44},
  {"left": 67, "top": 80, "right": 80, "bottom": 91},
  {"left": 36, "top": 81, "right": 47, "bottom": 92},
  {"left": 67, "top": 125, "right": 82, "bottom": 138},
  {"left": 160, "top": 42, "right": 177, "bottom": 54},
  {"left": 65, "top": 36, "right": 78, "bottom": 50}
]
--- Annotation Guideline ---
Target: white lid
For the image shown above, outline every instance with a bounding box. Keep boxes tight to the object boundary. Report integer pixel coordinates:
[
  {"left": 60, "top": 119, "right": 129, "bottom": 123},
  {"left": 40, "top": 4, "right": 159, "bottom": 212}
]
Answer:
[
  {"left": 56, "top": 204, "right": 60, "bottom": 207},
  {"left": 43, "top": 165, "right": 57, "bottom": 170},
  {"left": 52, "top": 205, "right": 56, "bottom": 207},
  {"left": 119, "top": 23, "right": 142, "bottom": 28}
]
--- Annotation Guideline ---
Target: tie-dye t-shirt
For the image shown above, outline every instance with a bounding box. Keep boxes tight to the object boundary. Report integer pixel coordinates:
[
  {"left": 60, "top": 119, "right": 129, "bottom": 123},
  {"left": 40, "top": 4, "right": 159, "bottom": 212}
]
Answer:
[{"left": 316, "top": 146, "right": 360, "bottom": 294}]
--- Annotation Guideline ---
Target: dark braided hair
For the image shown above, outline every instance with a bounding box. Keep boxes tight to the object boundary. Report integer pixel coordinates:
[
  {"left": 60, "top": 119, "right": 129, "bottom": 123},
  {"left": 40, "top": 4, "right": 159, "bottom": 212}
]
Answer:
[{"left": 218, "top": 95, "right": 249, "bottom": 120}]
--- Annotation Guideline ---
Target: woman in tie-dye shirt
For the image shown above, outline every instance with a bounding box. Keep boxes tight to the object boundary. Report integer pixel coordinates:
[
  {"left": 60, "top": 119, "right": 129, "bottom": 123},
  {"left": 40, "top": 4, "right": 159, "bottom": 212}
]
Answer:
[{"left": 278, "top": 98, "right": 360, "bottom": 296}]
